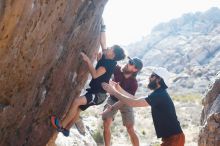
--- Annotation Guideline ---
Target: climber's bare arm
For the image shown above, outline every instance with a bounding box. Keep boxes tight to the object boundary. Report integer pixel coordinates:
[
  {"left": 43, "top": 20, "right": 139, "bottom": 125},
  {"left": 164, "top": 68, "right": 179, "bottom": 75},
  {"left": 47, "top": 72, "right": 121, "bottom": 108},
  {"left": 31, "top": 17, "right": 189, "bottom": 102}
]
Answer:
[
  {"left": 100, "top": 31, "right": 107, "bottom": 51},
  {"left": 81, "top": 52, "right": 106, "bottom": 79},
  {"left": 100, "top": 18, "right": 107, "bottom": 51}
]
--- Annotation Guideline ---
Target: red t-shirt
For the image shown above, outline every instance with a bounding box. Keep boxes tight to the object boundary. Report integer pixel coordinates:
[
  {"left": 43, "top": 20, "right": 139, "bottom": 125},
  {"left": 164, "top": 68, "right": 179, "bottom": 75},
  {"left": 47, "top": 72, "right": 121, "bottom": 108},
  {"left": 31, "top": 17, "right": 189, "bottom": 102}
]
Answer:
[{"left": 110, "top": 66, "right": 138, "bottom": 101}]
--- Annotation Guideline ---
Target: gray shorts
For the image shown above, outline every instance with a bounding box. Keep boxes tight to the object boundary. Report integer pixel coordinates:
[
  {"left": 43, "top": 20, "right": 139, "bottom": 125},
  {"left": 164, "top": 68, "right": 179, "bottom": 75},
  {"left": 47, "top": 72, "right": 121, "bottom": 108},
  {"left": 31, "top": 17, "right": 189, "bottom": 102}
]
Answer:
[
  {"left": 79, "top": 92, "right": 107, "bottom": 111},
  {"left": 102, "top": 97, "right": 134, "bottom": 125}
]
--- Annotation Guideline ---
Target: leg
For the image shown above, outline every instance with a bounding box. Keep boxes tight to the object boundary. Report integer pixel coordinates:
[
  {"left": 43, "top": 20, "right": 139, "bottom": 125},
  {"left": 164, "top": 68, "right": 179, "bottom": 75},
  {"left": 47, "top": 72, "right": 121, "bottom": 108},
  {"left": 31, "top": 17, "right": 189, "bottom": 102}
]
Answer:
[
  {"left": 121, "top": 106, "right": 139, "bottom": 146},
  {"left": 102, "top": 98, "right": 117, "bottom": 146},
  {"left": 103, "top": 117, "right": 113, "bottom": 146},
  {"left": 62, "top": 96, "right": 87, "bottom": 129},
  {"left": 125, "top": 124, "right": 139, "bottom": 146},
  {"left": 65, "top": 108, "right": 81, "bottom": 130}
]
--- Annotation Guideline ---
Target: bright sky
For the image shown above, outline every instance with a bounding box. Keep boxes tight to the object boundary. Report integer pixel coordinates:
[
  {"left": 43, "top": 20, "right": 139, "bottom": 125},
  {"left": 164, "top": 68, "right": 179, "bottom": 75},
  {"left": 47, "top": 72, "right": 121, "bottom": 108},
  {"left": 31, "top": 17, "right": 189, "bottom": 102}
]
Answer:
[{"left": 103, "top": 0, "right": 220, "bottom": 46}]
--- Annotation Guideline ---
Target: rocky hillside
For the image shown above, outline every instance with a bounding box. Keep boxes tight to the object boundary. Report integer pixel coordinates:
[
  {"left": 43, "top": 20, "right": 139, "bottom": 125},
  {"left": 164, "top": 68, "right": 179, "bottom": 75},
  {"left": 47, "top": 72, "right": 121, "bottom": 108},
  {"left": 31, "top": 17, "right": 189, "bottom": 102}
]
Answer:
[
  {"left": 126, "top": 7, "right": 220, "bottom": 94},
  {"left": 0, "top": 0, "right": 107, "bottom": 146}
]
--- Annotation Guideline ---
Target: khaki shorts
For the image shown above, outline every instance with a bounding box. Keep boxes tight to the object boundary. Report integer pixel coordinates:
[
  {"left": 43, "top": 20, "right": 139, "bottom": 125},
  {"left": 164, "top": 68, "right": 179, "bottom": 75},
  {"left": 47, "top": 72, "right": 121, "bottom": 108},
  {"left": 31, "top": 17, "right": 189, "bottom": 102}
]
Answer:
[{"left": 102, "top": 97, "right": 134, "bottom": 125}]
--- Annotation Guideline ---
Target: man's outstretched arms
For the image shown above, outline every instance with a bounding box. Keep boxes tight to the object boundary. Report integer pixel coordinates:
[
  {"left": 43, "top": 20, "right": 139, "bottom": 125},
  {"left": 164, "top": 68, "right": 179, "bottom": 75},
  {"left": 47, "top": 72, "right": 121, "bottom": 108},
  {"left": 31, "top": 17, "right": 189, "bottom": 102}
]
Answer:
[{"left": 102, "top": 82, "right": 149, "bottom": 107}]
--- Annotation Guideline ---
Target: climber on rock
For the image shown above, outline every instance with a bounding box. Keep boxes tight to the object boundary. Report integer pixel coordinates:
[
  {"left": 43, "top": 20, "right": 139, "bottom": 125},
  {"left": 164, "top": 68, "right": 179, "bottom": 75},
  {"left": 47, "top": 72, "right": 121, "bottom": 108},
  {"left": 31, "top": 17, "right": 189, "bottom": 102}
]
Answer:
[{"left": 50, "top": 18, "right": 126, "bottom": 137}]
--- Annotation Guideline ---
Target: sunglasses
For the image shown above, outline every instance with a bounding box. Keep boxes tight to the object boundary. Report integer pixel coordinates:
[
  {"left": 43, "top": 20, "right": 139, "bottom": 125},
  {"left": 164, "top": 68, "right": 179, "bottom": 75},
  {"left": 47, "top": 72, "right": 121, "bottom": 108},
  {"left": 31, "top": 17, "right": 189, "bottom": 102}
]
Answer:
[
  {"left": 128, "top": 59, "right": 134, "bottom": 65},
  {"left": 129, "top": 59, "right": 139, "bottom": 69}
]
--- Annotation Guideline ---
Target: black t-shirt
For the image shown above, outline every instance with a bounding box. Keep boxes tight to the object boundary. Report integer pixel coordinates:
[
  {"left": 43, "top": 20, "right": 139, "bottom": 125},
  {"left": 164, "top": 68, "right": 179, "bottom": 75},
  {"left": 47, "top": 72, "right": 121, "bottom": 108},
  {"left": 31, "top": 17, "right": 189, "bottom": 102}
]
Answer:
[
  {"left": 88, "top": 55, "right": 116, "bottom": 93},
  {"left": 145, "top": 88, "right": 182, "bottom": 138}
]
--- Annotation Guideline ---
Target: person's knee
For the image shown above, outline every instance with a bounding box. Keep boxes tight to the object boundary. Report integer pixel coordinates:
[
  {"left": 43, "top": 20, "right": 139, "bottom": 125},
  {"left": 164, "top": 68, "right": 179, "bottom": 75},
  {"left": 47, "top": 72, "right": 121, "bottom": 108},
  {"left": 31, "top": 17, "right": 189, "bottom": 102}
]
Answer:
[
  {"left": 125, "top": 124, "right": 135, "bottom": 133},
  {"left": 74, "top": 96, "right": 86, "bottom": 106}
]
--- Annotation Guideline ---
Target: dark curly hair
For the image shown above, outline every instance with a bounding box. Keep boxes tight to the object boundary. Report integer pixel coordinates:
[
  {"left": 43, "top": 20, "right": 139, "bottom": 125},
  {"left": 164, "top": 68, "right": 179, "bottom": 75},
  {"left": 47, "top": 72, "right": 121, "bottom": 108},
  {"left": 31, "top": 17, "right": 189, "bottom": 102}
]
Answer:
[{"left": 112, "top": 45, "right": 126, "bottom": 61}]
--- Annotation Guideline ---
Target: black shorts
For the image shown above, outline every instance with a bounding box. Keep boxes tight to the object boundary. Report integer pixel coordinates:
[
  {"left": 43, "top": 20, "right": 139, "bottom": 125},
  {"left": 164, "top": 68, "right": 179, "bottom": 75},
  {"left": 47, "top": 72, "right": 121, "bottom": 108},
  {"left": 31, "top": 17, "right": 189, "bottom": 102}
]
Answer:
[{"left": 79, "top": 92, "right": 107, "bottom": 111}]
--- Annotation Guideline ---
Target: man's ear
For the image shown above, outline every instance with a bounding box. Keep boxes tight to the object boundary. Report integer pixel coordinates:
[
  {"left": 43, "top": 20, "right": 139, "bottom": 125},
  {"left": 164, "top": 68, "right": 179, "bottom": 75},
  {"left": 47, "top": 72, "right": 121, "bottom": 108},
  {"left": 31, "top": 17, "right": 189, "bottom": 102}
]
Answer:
[
  {"left": 156, "top": 78, "right": 161, "bottom": 83},
  {"left": 134, "top": 68, "right": 138, "bottom": 73}
]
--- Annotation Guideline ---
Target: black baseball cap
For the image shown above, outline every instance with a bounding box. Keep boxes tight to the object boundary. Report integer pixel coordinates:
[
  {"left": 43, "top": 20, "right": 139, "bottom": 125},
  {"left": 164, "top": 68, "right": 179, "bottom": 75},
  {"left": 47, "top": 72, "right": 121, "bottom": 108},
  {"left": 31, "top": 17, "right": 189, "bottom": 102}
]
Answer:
[{"left": 128, "top": 57, "right": 143, "bottom": 71}]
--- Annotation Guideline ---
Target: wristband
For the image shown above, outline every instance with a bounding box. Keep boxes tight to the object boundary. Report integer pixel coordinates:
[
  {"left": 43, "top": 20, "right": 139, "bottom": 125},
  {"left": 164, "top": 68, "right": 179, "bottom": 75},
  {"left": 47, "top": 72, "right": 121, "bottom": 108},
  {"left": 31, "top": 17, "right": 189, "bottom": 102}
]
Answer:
[{"left": 101, "top": 25, "right": 106, "bottom": 32}]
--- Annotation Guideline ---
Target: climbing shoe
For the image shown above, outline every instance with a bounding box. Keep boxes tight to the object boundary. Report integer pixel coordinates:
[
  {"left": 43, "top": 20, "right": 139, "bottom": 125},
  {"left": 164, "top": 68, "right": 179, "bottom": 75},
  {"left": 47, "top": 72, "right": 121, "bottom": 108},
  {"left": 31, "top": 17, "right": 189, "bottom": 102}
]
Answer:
[
  {"left": 58, "top": 127, "right": 70, "bottom": 137},
  {"left": 51, "top": 115, "right": 62, "bottom": 129},
  {"left": 50, "top": 115, "right": 70, "bottom": 137}
]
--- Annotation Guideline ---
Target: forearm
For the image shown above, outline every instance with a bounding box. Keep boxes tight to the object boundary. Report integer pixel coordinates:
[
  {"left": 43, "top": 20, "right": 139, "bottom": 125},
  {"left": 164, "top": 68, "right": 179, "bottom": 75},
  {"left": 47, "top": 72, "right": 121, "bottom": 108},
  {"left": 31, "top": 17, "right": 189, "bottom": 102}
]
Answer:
[
  {"left": 100, "top": 31, "right": 107, "bottom": 51},
  {"left": 113, "top": 91, "right": 148, "bottom": 107},
  {"left": 100, "top": 18, "right": 107, "bottom": 51},
  {"left": 86, "top": 61, "right": 97, "bottom": 78},
  {"left": 118, "top": 87, "right": 137, "bottom": 99},
  {"left": 111, "top": 101, "right": 123, "bottom": 111}
]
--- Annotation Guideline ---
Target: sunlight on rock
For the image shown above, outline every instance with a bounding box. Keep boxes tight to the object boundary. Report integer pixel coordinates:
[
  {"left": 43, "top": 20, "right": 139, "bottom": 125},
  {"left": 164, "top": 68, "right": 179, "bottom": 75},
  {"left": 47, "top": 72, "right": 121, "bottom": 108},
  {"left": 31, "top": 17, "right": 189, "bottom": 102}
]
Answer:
[{"left": 56, "top": 127, "right": 97, "bottom": 146}]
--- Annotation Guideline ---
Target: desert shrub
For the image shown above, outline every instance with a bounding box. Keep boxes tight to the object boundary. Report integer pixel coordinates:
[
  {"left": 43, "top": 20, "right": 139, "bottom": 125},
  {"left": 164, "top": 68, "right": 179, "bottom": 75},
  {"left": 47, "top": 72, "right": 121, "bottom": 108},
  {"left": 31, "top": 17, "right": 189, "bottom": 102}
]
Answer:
[
  {"left": 172, "top": 93, "right": 201, "bottom": 102},
  {"left": 152, "top": 143, "right": 160, "bottom": 146},
  {"left": 92, "top": 128, "right": 104, "bottom": 144},
  {"left": 142, "top": 130, "right": 146, "bottom": 135}
]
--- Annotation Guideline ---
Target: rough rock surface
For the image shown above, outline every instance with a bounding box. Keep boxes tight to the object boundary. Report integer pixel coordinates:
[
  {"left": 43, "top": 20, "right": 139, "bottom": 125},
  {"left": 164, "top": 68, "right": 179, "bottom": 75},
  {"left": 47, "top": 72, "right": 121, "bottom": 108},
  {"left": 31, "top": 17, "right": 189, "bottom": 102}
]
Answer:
[
  {"left": 55, "top": 119, "right": 97, "bottom": 146},
  {"left": 198, "top": 72, "right": 220, "bottom": 146},
  {"left": 0, "top": 0, "right": 107, "bottom": 146}
]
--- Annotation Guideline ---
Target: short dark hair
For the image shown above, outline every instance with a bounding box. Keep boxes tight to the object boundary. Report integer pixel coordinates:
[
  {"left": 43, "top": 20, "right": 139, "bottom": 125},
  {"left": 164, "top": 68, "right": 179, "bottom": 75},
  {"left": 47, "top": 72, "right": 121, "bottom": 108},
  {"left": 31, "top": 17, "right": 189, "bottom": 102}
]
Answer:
[{"left": 112, "top": 45, "right": 125, "bottom": 61}]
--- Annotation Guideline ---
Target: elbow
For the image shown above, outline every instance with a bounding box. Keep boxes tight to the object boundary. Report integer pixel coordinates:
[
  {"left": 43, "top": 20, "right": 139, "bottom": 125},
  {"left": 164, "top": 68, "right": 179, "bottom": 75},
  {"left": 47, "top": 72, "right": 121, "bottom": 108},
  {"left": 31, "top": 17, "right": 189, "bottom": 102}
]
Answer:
[
  {"left": 91, "top": 73, "right": 98, "bottom": 79},
  {"left": 92, "top": 75, "right": 98, "bottom": 79}
]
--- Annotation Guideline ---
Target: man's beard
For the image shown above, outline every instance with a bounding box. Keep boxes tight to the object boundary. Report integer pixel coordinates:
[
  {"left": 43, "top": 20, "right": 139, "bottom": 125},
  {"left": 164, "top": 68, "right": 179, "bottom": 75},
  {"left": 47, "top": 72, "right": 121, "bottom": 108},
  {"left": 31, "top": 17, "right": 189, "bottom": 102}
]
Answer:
[
  {"left": 122, "top": 65, "right": 133, "bottom": 74},
  {"left": 148, "top": 80, "right": 157, "bottom": 90}
]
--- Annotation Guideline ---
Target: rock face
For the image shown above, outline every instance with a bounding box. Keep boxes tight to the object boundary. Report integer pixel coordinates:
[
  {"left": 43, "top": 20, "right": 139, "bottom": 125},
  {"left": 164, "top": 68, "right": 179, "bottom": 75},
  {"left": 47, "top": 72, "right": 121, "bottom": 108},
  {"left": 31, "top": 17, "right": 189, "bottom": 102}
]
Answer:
[
  {"left": 0, "top": 0, "right": 107, "bottom": 146},
  {"left": 198, "top": 72, "right": 220, "bottom": 146},
  {"left": 55, "top": 121, "right": 97, "bottom": 146}
]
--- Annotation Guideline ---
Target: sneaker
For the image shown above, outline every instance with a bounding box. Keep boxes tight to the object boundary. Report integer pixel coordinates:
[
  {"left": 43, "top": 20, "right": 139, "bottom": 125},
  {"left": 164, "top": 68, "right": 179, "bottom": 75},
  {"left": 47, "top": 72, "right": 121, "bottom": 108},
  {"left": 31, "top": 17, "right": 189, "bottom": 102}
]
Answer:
[
  {"left": 50, "top": 116, "right": 70, "bottom": 137},
  {"left": 50, "top": 115, "right": 62, "bottom": 129},
  {"left": 58, "top": 127, "right": 70, "bottom": 137}
]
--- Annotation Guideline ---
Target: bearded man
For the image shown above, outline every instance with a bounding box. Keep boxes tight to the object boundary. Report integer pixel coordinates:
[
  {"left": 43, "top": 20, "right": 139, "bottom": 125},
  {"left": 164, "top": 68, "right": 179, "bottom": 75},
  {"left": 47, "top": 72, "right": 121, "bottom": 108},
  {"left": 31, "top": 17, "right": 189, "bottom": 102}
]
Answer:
[
  {"left": 102, "top": 57, "right": 143, "bottom": 146},
  {"left": 102, "top": 67, "right": 185, "bottom": 146}
]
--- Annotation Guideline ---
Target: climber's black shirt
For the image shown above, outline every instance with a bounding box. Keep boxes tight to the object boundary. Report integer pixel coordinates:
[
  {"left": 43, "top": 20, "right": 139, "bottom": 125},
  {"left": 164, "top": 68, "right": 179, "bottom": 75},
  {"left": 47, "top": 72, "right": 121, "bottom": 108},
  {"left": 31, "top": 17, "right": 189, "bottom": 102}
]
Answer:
[
  {"left": 145, "top": 88, "right": 182, "bottom": 138},
  {"left": 87, "top": 55, "right": 116, "bottom": 93}
]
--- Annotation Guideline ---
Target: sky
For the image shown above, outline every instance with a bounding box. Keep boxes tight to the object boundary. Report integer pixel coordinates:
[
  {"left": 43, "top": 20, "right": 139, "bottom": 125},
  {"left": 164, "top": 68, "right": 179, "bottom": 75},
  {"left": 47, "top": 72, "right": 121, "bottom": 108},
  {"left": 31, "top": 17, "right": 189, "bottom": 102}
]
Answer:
[{"left": 103, "top": 0, "right": 220, "bottom": 46}]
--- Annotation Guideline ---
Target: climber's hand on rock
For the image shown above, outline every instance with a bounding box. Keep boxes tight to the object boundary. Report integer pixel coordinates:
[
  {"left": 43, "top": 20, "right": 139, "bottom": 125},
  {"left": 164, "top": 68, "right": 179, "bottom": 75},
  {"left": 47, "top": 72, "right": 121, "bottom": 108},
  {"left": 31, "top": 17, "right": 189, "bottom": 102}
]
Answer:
[
  {"left": 97, "top": 52, "right": 102, "bottom": 61},
  {"left": 80, "top": 52, "right": 90, "bottom": 63}
]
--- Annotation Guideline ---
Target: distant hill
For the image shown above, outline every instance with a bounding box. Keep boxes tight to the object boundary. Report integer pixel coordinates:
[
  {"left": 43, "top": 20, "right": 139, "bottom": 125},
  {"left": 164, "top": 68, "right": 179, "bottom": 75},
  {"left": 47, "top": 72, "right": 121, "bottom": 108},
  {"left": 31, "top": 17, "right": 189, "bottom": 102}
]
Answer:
[{"left": 126, "top": 7, "right": 220, "bottom": 94}]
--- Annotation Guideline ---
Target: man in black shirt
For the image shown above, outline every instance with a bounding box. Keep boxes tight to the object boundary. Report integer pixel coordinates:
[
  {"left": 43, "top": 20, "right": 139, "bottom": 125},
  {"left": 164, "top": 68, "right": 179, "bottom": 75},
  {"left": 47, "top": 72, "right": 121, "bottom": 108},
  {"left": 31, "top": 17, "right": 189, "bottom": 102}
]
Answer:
[
  {"left": 50, "top": 20, "right": 126, "bottom": 137},
  {"left": 102, "top": 67, "right": 185, "bottom": 146}
]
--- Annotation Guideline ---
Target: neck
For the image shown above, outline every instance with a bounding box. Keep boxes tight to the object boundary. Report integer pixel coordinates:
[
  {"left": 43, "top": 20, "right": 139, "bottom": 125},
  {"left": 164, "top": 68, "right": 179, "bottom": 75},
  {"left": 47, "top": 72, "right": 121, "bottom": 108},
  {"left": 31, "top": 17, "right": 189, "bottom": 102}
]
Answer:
[
  {"left": 105, "top": 55, "right": 113, "bottom": 60},
  {"left": 153, "top": 85, "right": 161, "bottom": 91},
  {"left": 123, "top": 73, "right": 132, "bottom": 78}
]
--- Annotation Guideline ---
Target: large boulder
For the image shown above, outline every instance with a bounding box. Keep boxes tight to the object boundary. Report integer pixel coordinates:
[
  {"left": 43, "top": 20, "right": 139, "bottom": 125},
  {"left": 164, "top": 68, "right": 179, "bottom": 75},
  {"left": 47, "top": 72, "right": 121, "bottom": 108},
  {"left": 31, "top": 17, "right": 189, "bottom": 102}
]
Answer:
[
  {"left": 0, "top": 0, "right": 107, "bottom": 146},
  {"left": 198, "top": 72, "right": 220, "bottom": 146}
]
